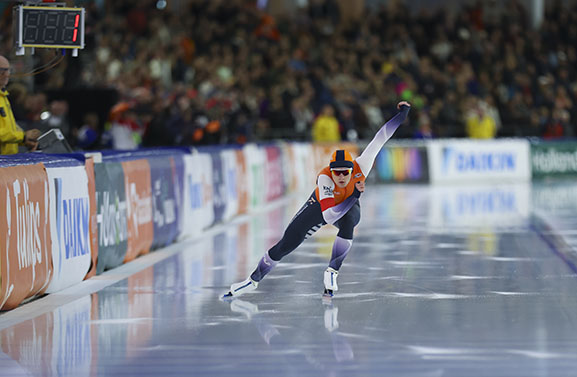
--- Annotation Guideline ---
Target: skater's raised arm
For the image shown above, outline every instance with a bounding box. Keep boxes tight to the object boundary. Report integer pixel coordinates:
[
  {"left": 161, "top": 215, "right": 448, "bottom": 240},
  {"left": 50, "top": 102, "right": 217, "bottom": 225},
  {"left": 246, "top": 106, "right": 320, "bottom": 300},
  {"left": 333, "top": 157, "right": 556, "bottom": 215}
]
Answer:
[{"left": 356, "top": 101, "right": 411, "bottom": 177}]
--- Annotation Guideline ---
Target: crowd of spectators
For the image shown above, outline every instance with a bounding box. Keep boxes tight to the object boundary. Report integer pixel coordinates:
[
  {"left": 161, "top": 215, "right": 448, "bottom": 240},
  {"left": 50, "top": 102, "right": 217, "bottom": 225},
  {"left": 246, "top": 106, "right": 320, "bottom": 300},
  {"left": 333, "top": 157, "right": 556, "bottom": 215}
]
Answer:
[{"left": 1, "top": 0, "right": 577, "bottom": 150}]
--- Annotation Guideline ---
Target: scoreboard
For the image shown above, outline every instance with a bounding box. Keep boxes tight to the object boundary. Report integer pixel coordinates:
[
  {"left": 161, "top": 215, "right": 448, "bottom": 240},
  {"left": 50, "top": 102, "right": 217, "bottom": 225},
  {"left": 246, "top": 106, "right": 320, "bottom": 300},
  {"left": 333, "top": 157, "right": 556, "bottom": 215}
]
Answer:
[{"left": 13, "top": 5, "right": 85, "bottom": 52}]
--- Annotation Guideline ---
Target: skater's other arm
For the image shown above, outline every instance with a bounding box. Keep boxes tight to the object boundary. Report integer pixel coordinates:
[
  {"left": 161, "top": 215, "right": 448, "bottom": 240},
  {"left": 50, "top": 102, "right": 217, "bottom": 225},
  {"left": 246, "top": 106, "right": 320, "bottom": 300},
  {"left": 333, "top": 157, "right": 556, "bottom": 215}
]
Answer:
[{"left": 356, "top": 101, "right": 411, "bottom": 177}]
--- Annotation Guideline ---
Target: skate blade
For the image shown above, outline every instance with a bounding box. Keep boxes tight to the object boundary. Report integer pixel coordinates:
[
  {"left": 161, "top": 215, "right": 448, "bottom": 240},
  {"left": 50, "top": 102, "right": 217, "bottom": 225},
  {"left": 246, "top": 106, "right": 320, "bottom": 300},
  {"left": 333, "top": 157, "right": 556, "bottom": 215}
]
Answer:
[{"left": 221, "top": 291, "right": 234, "bottom": 300}]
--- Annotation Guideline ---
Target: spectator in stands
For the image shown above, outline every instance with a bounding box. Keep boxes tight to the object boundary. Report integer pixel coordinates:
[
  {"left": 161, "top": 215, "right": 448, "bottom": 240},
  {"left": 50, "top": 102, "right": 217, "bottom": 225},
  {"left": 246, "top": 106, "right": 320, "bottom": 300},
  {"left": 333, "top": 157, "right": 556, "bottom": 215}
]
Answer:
[
  {"left": 543, "top": 107, "right": 572, "bottom": 139},
  {"left": 0, "top": 55, "right": 41, "bottom": 154},
  {"left": 312, "top": 104, "right": 341, "bottom": 142},
  {"left": 465, "top": 97, "right": 498, "bottom": 139}
]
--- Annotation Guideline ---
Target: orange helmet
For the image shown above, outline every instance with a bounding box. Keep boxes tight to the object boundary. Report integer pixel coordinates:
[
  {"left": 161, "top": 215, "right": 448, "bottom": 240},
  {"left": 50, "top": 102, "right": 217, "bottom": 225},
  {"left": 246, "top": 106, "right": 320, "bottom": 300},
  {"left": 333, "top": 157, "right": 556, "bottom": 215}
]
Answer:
[{"left": 329, "top": 150, "right": 354, "bottom": 170}]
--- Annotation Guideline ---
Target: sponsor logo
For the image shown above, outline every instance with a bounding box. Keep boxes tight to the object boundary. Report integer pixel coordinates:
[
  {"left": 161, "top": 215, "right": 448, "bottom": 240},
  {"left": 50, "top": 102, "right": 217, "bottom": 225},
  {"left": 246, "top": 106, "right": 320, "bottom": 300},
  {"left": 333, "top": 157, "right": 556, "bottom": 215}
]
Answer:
[
  {"left": 354, "top": 173, "right": 362, "bottom": 178},
  {"left": 96, "top": 190, "right": 128, "bottom": 247},
  {"left": 323, "top": 185, "right": 333, "bottom": 197},
  {"left": 532, "top": 149, "right": 577, "bottom": 173},
  {"left": 187, "top": 176, "right": 203, "bottom": 210},
  {"left": 6, "top": 179, "right": 46, "bottom": 270},
  {"left": 152, "top": 179, "right": 176, "bottom": 227},
  {"left": 54, "top": 178, "right": 90, "bottom": 259},
  {"left": 127, "top": 182, "right": 152, "bottom": 235}
]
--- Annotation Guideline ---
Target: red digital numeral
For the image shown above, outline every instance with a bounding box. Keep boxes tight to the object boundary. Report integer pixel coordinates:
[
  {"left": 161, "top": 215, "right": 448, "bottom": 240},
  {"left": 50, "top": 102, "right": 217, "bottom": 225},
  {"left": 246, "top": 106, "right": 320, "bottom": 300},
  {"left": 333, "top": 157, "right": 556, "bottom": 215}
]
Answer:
[{"left": 72, "top": 14, "right": 79, "bottom": 42}]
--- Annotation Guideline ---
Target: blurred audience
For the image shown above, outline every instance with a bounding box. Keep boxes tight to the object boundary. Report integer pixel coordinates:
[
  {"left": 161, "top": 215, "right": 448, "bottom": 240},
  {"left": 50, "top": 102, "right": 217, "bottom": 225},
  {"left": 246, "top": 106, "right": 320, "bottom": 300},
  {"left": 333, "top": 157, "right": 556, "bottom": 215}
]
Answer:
[{"left": 1, "top": 0, "right": 577, "bottom": 149}]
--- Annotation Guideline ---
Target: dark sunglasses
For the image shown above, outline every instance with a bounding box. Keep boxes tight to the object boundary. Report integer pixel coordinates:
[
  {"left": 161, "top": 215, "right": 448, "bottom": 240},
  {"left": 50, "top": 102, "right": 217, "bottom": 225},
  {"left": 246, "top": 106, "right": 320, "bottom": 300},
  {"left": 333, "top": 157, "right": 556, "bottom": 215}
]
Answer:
[{"left": 331, "top": 169, "right": 352, "bottom": 176}]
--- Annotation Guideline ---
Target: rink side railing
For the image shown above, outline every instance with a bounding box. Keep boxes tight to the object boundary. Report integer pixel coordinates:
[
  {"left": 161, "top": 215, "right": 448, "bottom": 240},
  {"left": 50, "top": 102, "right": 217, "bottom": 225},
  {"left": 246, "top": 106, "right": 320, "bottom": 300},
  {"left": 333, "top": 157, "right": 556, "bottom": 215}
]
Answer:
[{"left": 1, "top": 138, "right": 575, "bottom": 310}]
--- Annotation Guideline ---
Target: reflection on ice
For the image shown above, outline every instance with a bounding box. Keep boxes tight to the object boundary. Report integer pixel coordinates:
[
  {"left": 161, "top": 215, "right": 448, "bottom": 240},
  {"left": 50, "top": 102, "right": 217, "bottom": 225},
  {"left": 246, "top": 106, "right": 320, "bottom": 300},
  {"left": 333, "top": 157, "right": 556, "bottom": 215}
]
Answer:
[
  {"left": 222, "top": 296, "right": 356, "bottom": 367},
  {"left": 429, "top": 183, "right": 530, "bottom": 230}
]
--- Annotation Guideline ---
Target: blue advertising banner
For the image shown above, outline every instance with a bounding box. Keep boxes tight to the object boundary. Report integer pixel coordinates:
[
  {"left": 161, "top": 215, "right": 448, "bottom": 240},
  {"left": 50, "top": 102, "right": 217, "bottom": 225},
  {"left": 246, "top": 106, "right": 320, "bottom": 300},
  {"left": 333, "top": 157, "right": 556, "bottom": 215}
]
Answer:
[{"left": 148, "top": 156, "right": 178, "bottom": 249}]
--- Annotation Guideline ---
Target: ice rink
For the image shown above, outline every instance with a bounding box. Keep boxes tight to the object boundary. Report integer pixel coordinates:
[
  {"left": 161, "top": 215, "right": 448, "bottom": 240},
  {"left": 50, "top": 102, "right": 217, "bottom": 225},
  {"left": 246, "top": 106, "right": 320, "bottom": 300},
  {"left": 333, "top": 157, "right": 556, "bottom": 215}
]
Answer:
[{"left": 2, "top": 181, "right": 577, "bottom": 377}]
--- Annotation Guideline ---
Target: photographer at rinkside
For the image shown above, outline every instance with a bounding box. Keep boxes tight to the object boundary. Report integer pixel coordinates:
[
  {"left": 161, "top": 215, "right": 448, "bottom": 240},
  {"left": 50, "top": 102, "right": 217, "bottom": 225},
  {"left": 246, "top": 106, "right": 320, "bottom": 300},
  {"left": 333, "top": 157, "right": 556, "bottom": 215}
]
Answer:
[{"left": 0, "top": 55, "right": 41, "bottom": 155}]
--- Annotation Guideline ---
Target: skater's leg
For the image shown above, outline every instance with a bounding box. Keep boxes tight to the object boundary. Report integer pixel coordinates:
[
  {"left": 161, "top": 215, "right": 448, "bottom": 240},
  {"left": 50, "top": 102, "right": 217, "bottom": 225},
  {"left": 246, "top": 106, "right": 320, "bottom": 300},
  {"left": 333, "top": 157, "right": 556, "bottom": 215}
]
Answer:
[
  {"left": 328, "top": 236, "right": 353, "bottom": 271},
  {"left": 250, "top": 251, "right": 278, "bottom": 282},
  {"left": 251, "top": 197, "right": 324, "bottom": 281},
  {"left": 225, "top": 194, "right": 324, "bottom": 297},
  {"left": 330, "top": 201, "right": 360, "bottom": 270},
  {"left": 324, "top": 202, "right": 360, "bottom": 296}
]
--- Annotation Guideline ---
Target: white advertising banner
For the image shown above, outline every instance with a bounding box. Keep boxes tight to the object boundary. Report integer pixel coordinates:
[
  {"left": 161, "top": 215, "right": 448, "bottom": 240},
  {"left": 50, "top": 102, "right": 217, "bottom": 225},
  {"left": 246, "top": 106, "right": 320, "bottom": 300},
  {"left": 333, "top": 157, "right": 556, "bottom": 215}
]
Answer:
[
  {"left": 427, "top": 139, "right": 531, "bottom": 184},
  {"left": 45, "top": 166, "right": 92, "bottom": 293},
  {"left": 179, "top": 153, "right": 214, "bottom": 240},
  {"left": 221, "top": 149, "right": 240, "bottom": 222}
]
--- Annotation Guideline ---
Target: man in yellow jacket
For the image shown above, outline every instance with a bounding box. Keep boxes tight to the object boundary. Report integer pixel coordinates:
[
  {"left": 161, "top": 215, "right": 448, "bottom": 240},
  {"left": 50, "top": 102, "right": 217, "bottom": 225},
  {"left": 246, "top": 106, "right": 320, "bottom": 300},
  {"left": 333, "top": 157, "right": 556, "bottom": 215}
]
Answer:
[{"left": 0, "top": 55, "right": 41, "bottom": 154}]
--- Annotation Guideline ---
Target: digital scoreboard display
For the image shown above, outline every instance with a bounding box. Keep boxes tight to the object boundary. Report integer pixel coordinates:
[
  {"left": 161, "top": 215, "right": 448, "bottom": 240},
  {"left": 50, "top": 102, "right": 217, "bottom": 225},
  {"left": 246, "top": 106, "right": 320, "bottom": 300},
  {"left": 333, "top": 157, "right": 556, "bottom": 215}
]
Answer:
[{"left": 14, "top": 6, "right": 85, "bottom": 49}]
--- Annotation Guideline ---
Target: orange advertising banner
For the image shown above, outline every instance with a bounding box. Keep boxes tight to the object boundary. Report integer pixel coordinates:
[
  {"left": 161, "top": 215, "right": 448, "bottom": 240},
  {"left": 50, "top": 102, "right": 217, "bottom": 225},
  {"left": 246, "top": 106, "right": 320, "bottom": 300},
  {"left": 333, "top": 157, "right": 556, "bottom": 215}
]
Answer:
[
  {"left": 0, "top": 164, "right": 52, "bottom": 310},
  {"left": 84, "top": 158, "right": 99, "bottom": 280},
  {"left": 235, "top": 150, "right": 249, "bottom": 215},
  {"left": 122, "top": 159, "right": 153, "bottom": 263}
]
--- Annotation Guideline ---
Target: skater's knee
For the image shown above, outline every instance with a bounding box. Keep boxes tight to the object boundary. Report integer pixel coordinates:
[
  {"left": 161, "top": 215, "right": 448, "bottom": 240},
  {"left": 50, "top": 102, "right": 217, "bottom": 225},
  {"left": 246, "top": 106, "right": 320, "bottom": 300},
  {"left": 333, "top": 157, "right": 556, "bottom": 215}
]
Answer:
[
  {"left": 336, "top": 228, "right": 355, "bottom": 240},
  {"left": 268, "top": 246, "right": 284, "bottom": 261},
  {"left": 336, "top": 219, "right": 357, "bottom": 239}
]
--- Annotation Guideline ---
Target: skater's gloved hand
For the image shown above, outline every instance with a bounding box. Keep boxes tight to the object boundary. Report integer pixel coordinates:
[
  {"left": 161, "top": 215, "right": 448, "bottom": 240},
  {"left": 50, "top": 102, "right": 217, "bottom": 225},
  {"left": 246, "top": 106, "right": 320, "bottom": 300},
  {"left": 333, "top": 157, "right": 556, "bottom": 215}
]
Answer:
[
  {"left": 397, "top": 101, "right": 411, "bottom": 110},
  {"left": 353, "top": 181, "right": 365, "bottom": 198}
]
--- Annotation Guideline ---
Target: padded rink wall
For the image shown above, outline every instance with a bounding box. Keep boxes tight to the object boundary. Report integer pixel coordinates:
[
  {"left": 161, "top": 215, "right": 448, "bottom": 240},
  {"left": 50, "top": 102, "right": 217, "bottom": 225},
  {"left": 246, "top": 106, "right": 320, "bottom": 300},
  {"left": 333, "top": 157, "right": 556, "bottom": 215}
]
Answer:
[
  {"left": 2, "top": 138, "right": 574, "bottom": 311},
  {"left": 0, "top": 142, "right": 357, "bottom": 311}
]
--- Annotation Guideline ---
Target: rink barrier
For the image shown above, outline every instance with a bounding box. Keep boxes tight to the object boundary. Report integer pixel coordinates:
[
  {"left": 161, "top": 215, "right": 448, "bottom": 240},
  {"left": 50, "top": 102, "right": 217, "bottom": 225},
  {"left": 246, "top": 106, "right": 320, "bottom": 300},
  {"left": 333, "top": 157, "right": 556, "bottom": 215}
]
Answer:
[
  {"left": 6, "top": 138, "right": 571, "bottom": 310},
  {"left": 44, "top": 159, "right": 92, "bottom": 294},
  {"left": 0, "top": 153, "right": 91, "bottom": 310},
  {"left": 93, "top": 159, "right": 128, "bottom": 273}
]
